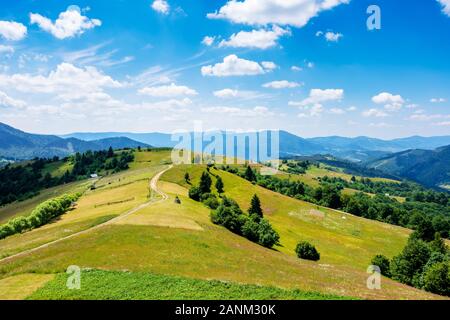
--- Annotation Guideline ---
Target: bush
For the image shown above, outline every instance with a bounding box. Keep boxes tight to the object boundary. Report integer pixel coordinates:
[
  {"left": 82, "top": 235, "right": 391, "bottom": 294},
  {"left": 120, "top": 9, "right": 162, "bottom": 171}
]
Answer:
[
  {"left": 422, "top": 262, "right": 450, "bottom": 296},
  {"left": 202, "top": 193, "right": 219, "bottom": 209},
  {"left": 371, "top": 255, "right": 391, "bottom": 277},
  {"left": 257, "top": 219, "right": 280, "bottom": 248},
  {"left": 241, "top": 218, "right": 259, "bottom": 242},
  {"left": 390, "top": 237, "right": 431, "bottom": 285},
  {"left": 295, "top": 241, "right": 320, "bottom": 261},
  {"left": 188, "top": 186, "right": 202, "bottom": 201}
]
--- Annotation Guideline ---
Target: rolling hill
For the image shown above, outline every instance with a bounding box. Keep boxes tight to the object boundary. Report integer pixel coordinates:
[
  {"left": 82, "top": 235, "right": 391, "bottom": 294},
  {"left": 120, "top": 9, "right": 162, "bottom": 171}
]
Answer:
[
  {"left": 0, "top": 122, "right": 151, "bottom": 160},
  {"left": 367, "top": 145, "right": 450, "bottom": 188},
  {"left": 0, "top": 149, "right": 445, "bottom": 300}
]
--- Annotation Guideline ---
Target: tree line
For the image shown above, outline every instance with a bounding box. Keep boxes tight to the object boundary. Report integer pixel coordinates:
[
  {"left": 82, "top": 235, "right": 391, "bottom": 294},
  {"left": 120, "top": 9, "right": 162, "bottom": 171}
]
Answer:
[
  {"left": 0, "top": 193, "right": 81, "bottom": 240},
  {"left": 0, "top": 147, "right": 134, "bottom": 207},
  {"left": 220, "top": 165, "right": 450, "bottom": 239}
]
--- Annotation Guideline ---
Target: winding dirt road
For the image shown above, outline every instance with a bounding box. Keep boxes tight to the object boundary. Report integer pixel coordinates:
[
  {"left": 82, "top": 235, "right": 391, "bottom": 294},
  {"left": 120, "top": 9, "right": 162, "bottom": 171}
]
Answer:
[{"left": 0, "top": 165, "right": 173, "bottom": 265}]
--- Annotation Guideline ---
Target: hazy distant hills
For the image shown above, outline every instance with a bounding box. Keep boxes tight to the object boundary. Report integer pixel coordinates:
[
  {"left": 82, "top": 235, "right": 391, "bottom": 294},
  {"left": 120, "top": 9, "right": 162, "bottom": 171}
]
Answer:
[
  {"left": 0, "top": 122, "right": 151, "bottom": 160},
  {"left": 62, "top": 130, "right": 450, "bottom": 162},
  {"left": 367, "top": 145, "right": 450, "bottom": 188}
]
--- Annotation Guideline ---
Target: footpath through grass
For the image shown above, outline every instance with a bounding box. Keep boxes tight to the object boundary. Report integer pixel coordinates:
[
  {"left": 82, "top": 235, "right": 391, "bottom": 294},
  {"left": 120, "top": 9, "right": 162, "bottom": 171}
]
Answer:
[{"left": 29, "top": 269, "right": 352, "bottom": 300}]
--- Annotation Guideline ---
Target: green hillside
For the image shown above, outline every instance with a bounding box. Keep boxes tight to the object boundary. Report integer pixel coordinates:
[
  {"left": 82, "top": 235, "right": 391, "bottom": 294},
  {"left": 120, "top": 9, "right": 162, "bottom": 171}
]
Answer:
[{"left": 0, "top": 150, "right": 445, "bottom": 300}]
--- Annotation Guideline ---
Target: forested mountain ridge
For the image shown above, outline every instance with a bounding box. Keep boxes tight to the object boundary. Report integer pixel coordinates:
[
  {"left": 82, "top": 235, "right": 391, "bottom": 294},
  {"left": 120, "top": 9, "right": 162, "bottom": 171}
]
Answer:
[{"left": 0, "top": 122, "right": 150, "bottom": 159}]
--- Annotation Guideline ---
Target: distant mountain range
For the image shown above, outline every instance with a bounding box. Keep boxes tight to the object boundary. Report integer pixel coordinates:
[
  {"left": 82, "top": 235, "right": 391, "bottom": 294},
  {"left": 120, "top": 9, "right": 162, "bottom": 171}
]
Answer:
[
  {"left": 367, "top": 145, "right": 450, "bottom": 188},
  {"left": 0, "top": 122, "right": 151, "bottom": 160},
  {"left": 62, "top": 129, "right": 450, "bottom": 162},
  {"left": 2, "top": 122, "right": 450, "bottom": 188}
]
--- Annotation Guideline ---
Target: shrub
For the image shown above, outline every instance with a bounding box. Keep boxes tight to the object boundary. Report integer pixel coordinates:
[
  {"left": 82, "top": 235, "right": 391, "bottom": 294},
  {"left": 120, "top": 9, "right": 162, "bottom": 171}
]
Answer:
[
  {"left": 295, "top": 241, "right": 320, "bottom": 261},
  {"left": 215, "top": 176, "right": 224, "bottom": 193},
  {"left": 202, "top": 193, "right": 219, "bottom": 209},
  {"left": 390, "top": 237, "right": 431, "bottom": 285},
  {"left": 257, "top": 219, "right": 280, "bottom": 248},
  {"left": 422, "top": 262, "right": 450, "bottom": 296},
  {"left": 371, "top": 255, "right": 391, "bottom": 277},
  {"left": 188, "top": 186, "right": 202, "bottom": 201},
  {"left": 199, "top": 171, "right": 212, "bottom": 194},
  {"left": 241, "top": 218, "right": 260, "bottom": 242}
]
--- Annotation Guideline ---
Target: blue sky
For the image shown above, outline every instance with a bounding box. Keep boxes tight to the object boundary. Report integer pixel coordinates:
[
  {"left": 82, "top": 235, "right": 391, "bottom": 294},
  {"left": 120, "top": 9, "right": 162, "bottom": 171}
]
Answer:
[{"left": 0, "top": 0, "right": 449, "bottom": 139}]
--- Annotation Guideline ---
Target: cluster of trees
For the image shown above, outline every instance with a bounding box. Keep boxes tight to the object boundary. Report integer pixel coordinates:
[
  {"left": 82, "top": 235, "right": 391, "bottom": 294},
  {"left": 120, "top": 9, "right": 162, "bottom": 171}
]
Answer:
[
  {"left": 0, "top": 147, "right": 135, "bottom": 207},
  {"left": 211, "top": 194, "right": 280, "bottom": 249},
  {"left": 188, "top": 169, "right": 279, "bottom": 249},
  {"left": 221, "top": 166, "right": 450, "bottom": 239},
  {"left": 281, "top": 160, "right": 311, "bottom": 175},
  {"left": 0, "top": 193, "right": 81, "bottom": 240},
  {"left": 372, "top": 232, "right": 449, "bottom": 296}
]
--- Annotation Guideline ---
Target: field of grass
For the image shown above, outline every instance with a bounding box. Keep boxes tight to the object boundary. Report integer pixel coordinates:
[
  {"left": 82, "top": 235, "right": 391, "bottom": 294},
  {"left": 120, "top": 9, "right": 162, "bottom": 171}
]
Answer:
[
  {"left": 0, "top": 273, "right": 54, "bottom": 300},
  {"left": 28, "top": 269, "right": 349, "bottom": 300},
  {"left": 0, "top": 180, "right": 91, "bottom": 224},
  {"left": 0, "top": 151, "right": 443, "bottom": 300}
]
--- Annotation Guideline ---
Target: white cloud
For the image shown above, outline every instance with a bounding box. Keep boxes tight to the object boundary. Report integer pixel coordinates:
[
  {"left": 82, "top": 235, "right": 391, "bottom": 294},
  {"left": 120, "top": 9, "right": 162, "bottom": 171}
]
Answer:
[
  {"left": 409, "top": 113, "right": 449, "bottom": 121},
  {"left": 201, "top": 54, "right": 274, "bottom": 77},
  {"left": 138, "top": 83, "right": 198, "bottom": 97},
  {"left": 0, "top": 63, "right": 121, "bottom": 96},
  {"left": 152, "top": 0, "right": 170, "bottom": 14},
  {"left": 289, "top": 88, "right": 344, "bottom": 106},
  {"left": 207, "top": 0, "right": 350, "bottom": 28},
  {"left": 261, "top": 61, "right": 277, "bottom": 70},
  {"left": 0, "top": 91, "right": 26, "bottom": 108},
  {"left": 346, "top": 106, "right": 357, "bottom": 111},
  {"left": 0, "top": 45, "right": 14, "bottom": 54},
  {"left": 219, "top": 26, "right": 290, "bottom": 49},
  {"left": 372, "top": 92, "right": 404, "bottom": 111},
  {"left": 201, "top": 106, "right": 274, "bottom": 117},
  {"left": 435, "top": 121, "right": 450, "bottom": 126},
  {"left": 316, "top": 30, "right": 343, "bottom": 42},
  {"left": 213, "top": 89, "right": 240, "bottom": 98},
  {"left": 329, "top": 108, "right": 345, "bottom": 114},
  {"left": 202, "top": 36, "right": 215, "bottom": 46},
  {"left": 291, "top": 65, "right": 302, "bottom": 72},
  {"left": 297, "top": 104, "right": 323, "bottom": 118},
  {"left": 263, "top": 80, "right": 301, "bottom": 89},
  {"left": 306, "top": 61, "right": 314, "bottom": 68},
  {"left": 325, "top": 31, "right": 343, "bottom": 42},
  {"left": 437, "top": 0, "right": 450, "bottom": 17},
  {"left": 362, "top": 108, "right": 388, "bottom": 117},
  {"left": 430, "top": 97, "right": 446, "bottom": 103},
  {"left": 0, "top": 21, "right": 27, "bottom": 41},
  {"left": 30, "top": 5, "right": 101, "bottom": 39}
]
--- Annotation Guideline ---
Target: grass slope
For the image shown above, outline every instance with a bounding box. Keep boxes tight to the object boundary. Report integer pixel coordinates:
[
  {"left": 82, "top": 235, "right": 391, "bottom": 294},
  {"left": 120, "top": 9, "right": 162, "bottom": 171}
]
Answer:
[
  {"left": 0, "top": 153, "right": 442, "bottom": 300},
  {"left": 29, "top": 269, "right": 348, "bottom": 300}
]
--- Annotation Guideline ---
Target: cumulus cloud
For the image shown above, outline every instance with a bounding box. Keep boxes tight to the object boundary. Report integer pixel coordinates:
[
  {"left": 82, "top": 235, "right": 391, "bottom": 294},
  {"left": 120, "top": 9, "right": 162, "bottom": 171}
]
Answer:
[
  {"left": 297, "top": 104, "right": 323, "bottom": 118},
  {"left": 151, "top": 0, "right": 170, "bottom": 14},
  {"left": 219, "top": 25, "right": 290, "bottom": 49},
  {"left": 0, "top": 62, "right": 121, "bottom": 96},
  {"left": 372, "top": 92, "right": 404, "bottom": 111},
  {"left": 289, "top": 88, "right": 344, "bottom": 106},
  {"left": 202, "top": 36, "right": 216, "bottom": 46},
  {"left": 0, "top": 21, "right": 27, "bottom": 41},
  {"left": 263, "top": 80, "right": 301, "bottom": 89},
  {"left": 316, "top": 30, "right": 343, "bottom": 42},
  {"left": 291, "top": 65, "right": 302, "bottom": 72},
  {"left": 437, "top": 0, "right": 450, "bottom": 16},
  {"left": 30, "top": 5, "right": 101, "bottom": 39},
  {"left": 0, "top": 91, "right": 26, "bottom": 108},
  {"left": 138, "top": 83, "right": 198, "bottom": 97},
  {"left": 201, "top": 54, "right": 275, "bottom": 77},
  {"left": 362, "top": 108, "right": 388, "bottom": 118},
  {"left": 207, "top": 0, "right": 349, "bottom": 28},
  {"left": 329, "top": 108, "right": 345, "bottom": 114}
]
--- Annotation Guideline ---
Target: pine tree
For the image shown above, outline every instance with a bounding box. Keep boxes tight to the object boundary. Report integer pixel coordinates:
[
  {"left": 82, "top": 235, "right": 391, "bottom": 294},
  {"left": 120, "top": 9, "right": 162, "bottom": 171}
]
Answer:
[
  {"left": 184, "top": 173, "right": 190, "bottom": 183},
  {"left": 199, "top": 171, "right": 212, "bottom": 194},
  {"left": 248, "top": 194, "right": 263, "bottom": 220},
  {"left": 215, "top": 176, "right": 224, "bottom": 193},
  {"left": 244, "top": 165, "right": 256, "bottom": 182},
  {"left": 107, "top": 146, "right": 114, "bottom": 158}
]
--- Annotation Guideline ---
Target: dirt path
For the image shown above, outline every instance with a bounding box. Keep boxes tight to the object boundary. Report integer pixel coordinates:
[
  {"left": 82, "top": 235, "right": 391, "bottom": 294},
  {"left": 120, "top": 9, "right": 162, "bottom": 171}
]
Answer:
[{"left": 0, "top": 165, "right": 173, "bottom": 265}]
